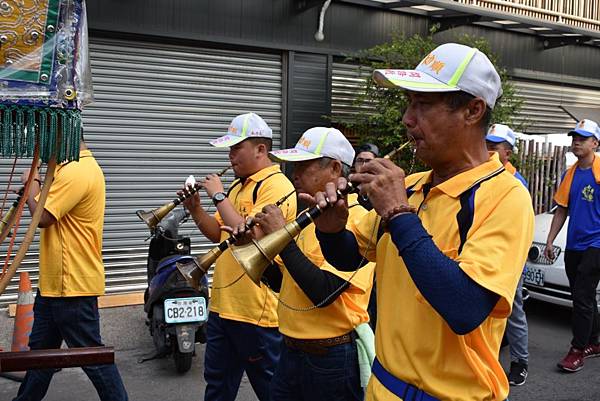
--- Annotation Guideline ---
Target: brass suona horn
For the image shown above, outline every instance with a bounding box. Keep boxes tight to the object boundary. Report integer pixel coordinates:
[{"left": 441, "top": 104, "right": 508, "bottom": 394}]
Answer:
[
  {"left": 0, "top": 187, "right": 23, "bottom": 239},
  {"left": 176, "top": 189, "right": 297, "bottom": 288},
  {"left": 231, "top": 185, "right": 356, "bottom": 286},
  {"left": 177, "top": 237, "right": 236, "bottom": 289},
  {"left": 136, "top": 166, "right": 230, "bottom": 230}
]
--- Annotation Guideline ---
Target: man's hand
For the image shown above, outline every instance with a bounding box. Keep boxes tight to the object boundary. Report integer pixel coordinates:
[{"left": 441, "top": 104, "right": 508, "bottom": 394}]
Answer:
[
  {"left": 179, "top": 183, "right": 203, "bottom": 214},
  {"left": 20, "top": 168, "right": 41, "bottom": 197},
  {"left": 225, "top": 216, "right": 263, "bottom": 245},
  {"left": 300, "top": 178, "right": 349, "bottom": 234},
  {"left": 20, "top": 168, "right": 39, "bottom": 185},
  {"left": 544, "top": 206, "right": 567, "bottom": 262},
  {"left": 544, "top": 242, "right": 556, "bottom": 261},
  {"left": 201, "top": 174, "right": 225, "bottom": 198},
  {"left": 252, "top": 205, "right": 286, "bottom": 235},
  {"left": 349, "top": 158, "right": 408, "bottom": 218}
]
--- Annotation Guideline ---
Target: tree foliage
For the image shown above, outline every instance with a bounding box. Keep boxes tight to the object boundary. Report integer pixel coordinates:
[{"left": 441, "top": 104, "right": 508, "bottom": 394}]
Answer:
[{"left": 332, "top": 30, "right": 524, "bottom": 171}]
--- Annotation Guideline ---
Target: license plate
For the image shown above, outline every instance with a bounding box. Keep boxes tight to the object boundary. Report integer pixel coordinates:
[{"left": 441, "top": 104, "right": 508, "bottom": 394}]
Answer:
[
  {"left": 164, "top": 297, "right": 207, "bottom": 324},
  {"left": 524, "top": 266, "right": 545, "bottom": 286}
]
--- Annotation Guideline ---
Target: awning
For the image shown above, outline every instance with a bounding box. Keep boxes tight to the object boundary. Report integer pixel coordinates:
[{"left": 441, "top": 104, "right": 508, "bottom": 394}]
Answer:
[{"left": 561, "top": 106, "right": 600, "bottom": 123}]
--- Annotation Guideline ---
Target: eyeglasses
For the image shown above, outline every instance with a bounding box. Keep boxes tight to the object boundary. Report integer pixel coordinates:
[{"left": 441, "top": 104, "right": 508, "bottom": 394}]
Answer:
[{"left": 354, "top": 158, "right": 374, "bottom": 165}]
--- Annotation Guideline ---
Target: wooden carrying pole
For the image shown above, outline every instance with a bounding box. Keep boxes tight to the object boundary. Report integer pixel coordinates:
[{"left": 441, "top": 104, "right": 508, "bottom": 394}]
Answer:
[
  {"left": 0, "top": 154, "right": 39, "bottom": 244},
  {"left": 0, "top": 347, "right": 114, "bottom": 372},
  {"left": 0, "top": 157, "right": 57, "bottom": 295}
]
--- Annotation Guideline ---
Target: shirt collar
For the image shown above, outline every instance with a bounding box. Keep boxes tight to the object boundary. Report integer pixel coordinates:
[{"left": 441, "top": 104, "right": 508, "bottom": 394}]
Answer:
[
  {"left": 504, "top": 161, "right": 517, "bottom": 175},
  {"left": 407, "top": 152, "right": 505, "bottom": 198},
  {"left": 58, "top": 149, "right": 92, "bottom": 167},
  {"left": 244, "top": 164, "right": 281, "bottom": 183}
]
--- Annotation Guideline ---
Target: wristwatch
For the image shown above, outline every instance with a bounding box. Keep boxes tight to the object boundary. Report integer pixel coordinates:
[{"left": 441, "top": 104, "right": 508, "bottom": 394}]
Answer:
[{"left": 212, "top": 192, "right": 227, "bottom": 206}]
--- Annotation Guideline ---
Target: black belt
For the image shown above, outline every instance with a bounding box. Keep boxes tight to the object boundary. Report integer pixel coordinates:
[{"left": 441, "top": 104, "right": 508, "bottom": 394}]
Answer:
[{"left": 283, "top": 332, "right": 355, "bottom": 355}]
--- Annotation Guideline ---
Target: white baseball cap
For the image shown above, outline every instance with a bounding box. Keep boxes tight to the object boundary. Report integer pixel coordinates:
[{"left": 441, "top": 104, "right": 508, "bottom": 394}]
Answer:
[
  {"left": 486, "top": 124, "right": 516, "bottom": 147},
  {"left": 269, "top": 127, "right": 355, "bottom": 166},
  {"left": 210, "top": 113, "right": 273, "bottom": 148},
  {"left": 372, "top": 43, "right": 502, "bottom": 109},
  {"left": 568, "top": 119, "right": 600, "bottom": 141}
]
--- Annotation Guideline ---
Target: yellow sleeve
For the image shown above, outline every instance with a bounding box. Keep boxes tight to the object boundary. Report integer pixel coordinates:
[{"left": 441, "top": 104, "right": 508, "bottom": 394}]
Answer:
[
  {"left": 320, "top": 260, "right": 375, "bottom": 294},
  {"left": 214, "top": 210, "right": 223, "bottom": 226},
  {"left": 553, "top": 175, "right": 571, "bottom": 207},
  {"left": 38, "top": 164, "right": 88, "bottom": 221},
  {"left": 457, "top": 184, "right": 534, "bottom": 318}
]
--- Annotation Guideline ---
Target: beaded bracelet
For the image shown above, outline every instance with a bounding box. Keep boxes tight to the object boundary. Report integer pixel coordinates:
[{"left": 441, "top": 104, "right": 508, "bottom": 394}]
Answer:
[{"left": 381, "top": 204, "right": 416, "bottom": 225}]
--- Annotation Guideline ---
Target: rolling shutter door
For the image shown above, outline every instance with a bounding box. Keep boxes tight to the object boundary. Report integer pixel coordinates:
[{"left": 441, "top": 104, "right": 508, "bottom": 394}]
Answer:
[
  {"left": 512, "top": 79, "right": 600, "bottom": 134},
  {"left": 331, "top": 62, "right": 373, "bottom": 125},
  {"left": 0, "top": 37, "right": 283, "bottom": 307}
]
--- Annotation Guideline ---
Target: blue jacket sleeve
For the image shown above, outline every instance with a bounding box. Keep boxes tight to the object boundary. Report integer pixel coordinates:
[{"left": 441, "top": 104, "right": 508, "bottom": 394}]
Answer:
[{"left": 387, "top": 213, "right": 500, "bottom": 335}]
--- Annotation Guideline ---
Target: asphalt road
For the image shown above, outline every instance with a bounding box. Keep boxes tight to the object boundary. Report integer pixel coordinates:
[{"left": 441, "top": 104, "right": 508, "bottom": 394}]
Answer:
[
  {"left": 499, "top": 300, "right": 600, "bottom": 401},
  {"left": 0, "top": 305, "right": 256, "bottom": 401},
  {"left": 1, "top": 299, "right": 599, "bottom": 401}
]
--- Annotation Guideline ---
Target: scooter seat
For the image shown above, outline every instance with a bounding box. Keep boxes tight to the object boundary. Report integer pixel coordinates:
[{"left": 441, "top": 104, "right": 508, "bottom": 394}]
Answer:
[{"left": 156, "top": 255, "right": 195, "bottom": 274}]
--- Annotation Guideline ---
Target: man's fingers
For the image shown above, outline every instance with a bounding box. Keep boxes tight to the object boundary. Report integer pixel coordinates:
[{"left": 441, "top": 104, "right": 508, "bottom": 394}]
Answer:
[
  {"left": 298, "top": 192, "right": 317, "bottom": 206},
  {"left": 324, "top": 182, "right": 339, "bottom": 205},
  {"left": 220, "top": 225, "right": 234, "bottom": 234},
  {"left": 359, "top": 158, "right": 399, "bottom": 175},
  {"left": 336, "top": 177, "right": 349, "bottom": 192},
  {"left": 262, "top": 204, "right": 278, "bottom": 213},
  {"left": 232, "top": 222, "right": 249, "bottom": 236},
  {"left": 349, "top": 172, "right": 376, "bottom": 185}
]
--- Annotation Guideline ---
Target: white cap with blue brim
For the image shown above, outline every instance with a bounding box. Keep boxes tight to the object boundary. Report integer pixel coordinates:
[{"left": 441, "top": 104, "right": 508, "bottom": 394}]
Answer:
[
  {"left": 486, "top": 123, "right": 516, "bottom": 147},
  {"left": 568, "top": 119, "right": 600, "bottom": 141}
]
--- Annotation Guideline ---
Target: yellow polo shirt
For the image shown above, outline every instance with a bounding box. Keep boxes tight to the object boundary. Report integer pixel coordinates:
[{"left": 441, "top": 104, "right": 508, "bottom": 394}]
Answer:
[
  {"left": 277, "top": 193, "right": 375, "bottom": 339},
  {"left": 37, "top": 150, "right": 106, "bottom": 297},
  {"left": 352, "top": 153, "right": 534, "bottom": 401},
  {"left": 212, "top": 164, "right": 297, "bottom": 327}
]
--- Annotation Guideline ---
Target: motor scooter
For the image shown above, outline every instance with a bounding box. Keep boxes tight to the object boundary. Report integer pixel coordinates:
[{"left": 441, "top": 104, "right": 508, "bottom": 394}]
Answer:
[{"left": 140, "top": 208, "right": 209, "bottom": 373}]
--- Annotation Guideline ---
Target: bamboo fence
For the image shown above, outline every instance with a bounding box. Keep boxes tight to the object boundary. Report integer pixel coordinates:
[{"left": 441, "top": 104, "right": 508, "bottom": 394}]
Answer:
[{"left": 516, "top": 138, "right": 569, "bottom": 214}]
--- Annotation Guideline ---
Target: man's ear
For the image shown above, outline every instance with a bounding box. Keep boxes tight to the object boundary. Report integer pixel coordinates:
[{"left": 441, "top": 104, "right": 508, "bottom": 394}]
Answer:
[
  {"left": 256, "top": 143, "right": 267, "bottom": 156},
  {"left": 464, "top": 97, "right": 487, "bottom": 127},
  {"left": 330, "top": 160, "right": 342, "bottom": 177}
]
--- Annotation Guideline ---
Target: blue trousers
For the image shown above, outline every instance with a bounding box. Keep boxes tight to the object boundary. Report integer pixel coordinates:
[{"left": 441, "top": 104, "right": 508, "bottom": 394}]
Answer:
[
  {"left": 506, "top": 275, "right": 529, "bottom": 363},
  {"left": 203, "top": 312, "right": 281, "bottom": 401},
  {"left": 270, "top": 339, "right": 363, "bottom": 401},
  {"left": 13, "top": 292, "right": 128, "bottom": 401}
]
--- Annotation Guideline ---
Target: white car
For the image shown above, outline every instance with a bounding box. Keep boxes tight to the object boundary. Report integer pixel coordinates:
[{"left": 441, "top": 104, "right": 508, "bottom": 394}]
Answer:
[{"left": 524, "top": 210, "right": 600, "bottom": 308}]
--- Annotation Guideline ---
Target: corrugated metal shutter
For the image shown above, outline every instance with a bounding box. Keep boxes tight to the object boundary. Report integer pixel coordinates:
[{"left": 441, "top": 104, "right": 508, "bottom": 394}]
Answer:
[
  {"left": 331, "top": 61, "right": 600, "bottom": 135},
  {"left": 287, "top": 53, "right": 332, "bottom": 144},
  {"left": 0, "top": 37, "right": 282, "bottom": 307},
  {"left": 331, "top": 62, "right": 373, "bottom": 124},
  {"left": 512, "top": 79, "right": 600, "bottom": 134}
]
